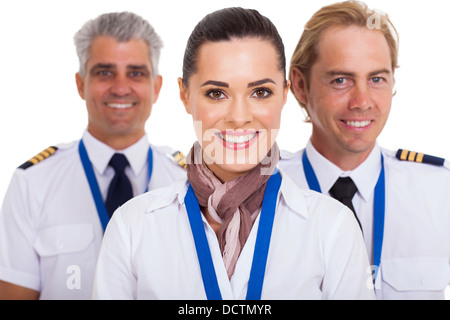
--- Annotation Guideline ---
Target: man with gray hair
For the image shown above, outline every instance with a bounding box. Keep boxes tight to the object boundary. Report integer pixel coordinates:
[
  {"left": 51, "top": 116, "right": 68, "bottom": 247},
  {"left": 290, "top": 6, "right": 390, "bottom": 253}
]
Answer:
[{"left": 0, "top": 12, "right": 186, "bottom": 299}]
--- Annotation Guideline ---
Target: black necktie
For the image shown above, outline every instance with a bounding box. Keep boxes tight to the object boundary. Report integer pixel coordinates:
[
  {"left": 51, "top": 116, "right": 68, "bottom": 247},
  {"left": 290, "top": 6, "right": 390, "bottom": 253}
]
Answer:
[
  {"left": 329, "top": 177, "right": 362, "bottom": 230},
  {"left": 105, "top": 153, "right": 133, "bottom": 217}
]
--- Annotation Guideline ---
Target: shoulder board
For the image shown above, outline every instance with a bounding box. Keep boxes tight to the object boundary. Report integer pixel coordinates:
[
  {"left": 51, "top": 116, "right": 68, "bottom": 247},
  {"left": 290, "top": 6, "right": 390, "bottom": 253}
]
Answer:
[
  {"left": 171, "top": 151, "right": 187, "bottom": 170},
  {"left": 395, "top": 149, "right": 445, "bottom": 166},
  {"left": 18, "top": 146, "right": 58, "bottom": 170}
]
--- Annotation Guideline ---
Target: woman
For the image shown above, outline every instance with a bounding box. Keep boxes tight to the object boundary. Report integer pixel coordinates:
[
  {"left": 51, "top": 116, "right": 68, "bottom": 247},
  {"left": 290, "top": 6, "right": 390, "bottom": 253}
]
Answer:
[{"left": 92, "top": 7, "right": 374, "bottom": 300}]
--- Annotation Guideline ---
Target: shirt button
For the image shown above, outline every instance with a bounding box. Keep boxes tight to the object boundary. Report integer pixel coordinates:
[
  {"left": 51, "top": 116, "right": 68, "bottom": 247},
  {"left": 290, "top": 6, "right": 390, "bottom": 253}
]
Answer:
[{"left": 57, "top": 241, "right": 64, "bottom": 249}]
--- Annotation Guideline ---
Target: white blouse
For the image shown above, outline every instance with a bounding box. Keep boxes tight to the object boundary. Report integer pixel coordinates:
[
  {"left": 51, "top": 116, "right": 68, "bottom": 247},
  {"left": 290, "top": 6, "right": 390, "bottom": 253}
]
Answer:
[{"left": 93, "top": 171, "right": 375, "bottom": 300}]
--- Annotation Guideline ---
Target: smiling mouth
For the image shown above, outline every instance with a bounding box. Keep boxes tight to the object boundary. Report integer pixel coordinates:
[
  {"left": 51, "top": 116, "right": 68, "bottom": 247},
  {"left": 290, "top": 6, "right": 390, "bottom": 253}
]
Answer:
[
  {"left": 342, "top": 120, "right": 373, "bottom": 128},
  {"left": 216, "top": 131, "right": 260, "bottom": 150},
  {"left": 105, "top": 103, "right": 135, "bottom": 109}
]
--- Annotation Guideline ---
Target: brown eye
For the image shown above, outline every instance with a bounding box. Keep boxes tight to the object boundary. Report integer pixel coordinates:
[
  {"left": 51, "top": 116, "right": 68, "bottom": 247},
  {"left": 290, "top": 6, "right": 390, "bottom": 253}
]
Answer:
[
  {"left": 255, "top": 90, "right": 265, "bottom": 97},
  {"left": 251, "top": 88, "right": 272, "bottom": 99},
  {"left": 212, "top": 91, "right": 222, "bottom": 98},
  {"left": 206, "top": 89, "right": 226, "bottom": 100}
]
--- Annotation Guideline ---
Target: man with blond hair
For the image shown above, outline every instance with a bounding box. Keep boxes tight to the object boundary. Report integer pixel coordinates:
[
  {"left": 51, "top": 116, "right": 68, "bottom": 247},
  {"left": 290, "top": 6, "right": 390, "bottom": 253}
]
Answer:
[{"left": 280, "top": 1, "right": 450, "bottom": 299}]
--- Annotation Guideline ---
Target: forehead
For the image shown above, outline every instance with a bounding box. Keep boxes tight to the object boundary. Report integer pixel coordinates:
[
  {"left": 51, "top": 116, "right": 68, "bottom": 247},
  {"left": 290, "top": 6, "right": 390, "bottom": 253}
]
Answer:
[
  {"left": 194, "top": 38, "right": 282, "bottom": 82},
  {"left": 315, "top": 25, "right": 392, "bottom": 72},
  {"left": 87, "top": 36, "right": 152, "bottom": 68}
]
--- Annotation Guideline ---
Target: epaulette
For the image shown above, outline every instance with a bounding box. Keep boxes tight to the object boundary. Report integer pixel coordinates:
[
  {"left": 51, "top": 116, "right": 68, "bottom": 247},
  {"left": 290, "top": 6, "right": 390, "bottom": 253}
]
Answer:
[
  {"left": 18, "top": 146, "right": 58, "bottom": 170},
  {"left": 171, "top": 151, "right": 186, "bottom": 170},
  {"left": 395, "top": 149, "right": 445, "bottom": 166}
]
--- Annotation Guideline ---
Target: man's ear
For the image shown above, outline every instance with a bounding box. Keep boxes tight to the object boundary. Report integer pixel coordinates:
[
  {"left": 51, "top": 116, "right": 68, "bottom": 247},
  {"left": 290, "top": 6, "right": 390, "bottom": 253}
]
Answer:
[
  {"left": 75, "top": 73, "right": 85, "bottom": 100},
  {"left": 152, "top": 75, "right": 163, "bottom": 103},
  {"left": 290, "top": 67, "right": 309, "bottom": 106},
  {"left": 178, "top": 77, "right": 191, "bottom": 114}
]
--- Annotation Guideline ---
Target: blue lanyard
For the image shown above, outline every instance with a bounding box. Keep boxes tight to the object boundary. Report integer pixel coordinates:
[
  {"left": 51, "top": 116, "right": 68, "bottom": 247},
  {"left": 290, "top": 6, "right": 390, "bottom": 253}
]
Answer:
[
  {"left": 78, "top": 139, "right": 153, "bottom": 231},
  {"left": 302, "top": 150, "right": 385, "bottom": 278},
  {"left": 184, "top": 171, "right": 281, "bottom": 300}
]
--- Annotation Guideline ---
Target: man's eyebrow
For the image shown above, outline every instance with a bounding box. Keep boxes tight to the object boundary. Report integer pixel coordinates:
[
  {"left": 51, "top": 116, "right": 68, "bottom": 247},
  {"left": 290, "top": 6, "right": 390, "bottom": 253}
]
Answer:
[
  {"left": 127, "top": 64, "right": 150, "bottom": 71},
  {"left": 247, "top": 78, "right": 276, "bottom": 88},
  {"left": 368, "top": 69, "right": 391, "bottom": 77},
  {"left": 325, "top": 70, "right": 357, "bottom": 78},
  {"left": 89, "top": 63, "right": 116, "bottom": 73},
  {"left": 201, "top": 80, "right": 229, "bottom": 88},
  {"left": 325, "top": 69, "right": 391, "bottom": 78}
]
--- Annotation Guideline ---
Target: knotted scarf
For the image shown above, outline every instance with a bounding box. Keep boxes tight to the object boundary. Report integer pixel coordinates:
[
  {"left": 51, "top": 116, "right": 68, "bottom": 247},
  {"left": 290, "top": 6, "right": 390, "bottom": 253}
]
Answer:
[{"left": 186, "top": 141, "right": 280, "bottom": 278}]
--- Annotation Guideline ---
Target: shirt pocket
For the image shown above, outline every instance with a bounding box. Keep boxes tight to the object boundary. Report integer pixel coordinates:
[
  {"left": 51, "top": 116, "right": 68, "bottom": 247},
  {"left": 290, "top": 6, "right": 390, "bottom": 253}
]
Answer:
[
  {"left": 33, "top": 224, "right": 94, "bottom": 256},
  {"left": 381, "top": 257, "right": 450, "bottom": 296}
]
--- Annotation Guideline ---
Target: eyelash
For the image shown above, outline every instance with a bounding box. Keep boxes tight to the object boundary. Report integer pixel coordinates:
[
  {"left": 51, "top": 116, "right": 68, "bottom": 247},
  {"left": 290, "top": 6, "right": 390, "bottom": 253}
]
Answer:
[
  {"left": 252, "top": 87, "right": 273, "bottom": 99},
  {"left": 205, "top": 89, "right": 226, "bottom": 100},
  {"left": 205, "top": 87, "right": 273, "bottom": 100}
]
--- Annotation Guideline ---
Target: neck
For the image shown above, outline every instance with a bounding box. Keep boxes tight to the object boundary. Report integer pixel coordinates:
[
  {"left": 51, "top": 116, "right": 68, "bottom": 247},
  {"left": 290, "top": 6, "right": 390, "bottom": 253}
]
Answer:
[
  {"left": 201, "top": 208, "right": 221, "bottom": 234},
  {"left": 87, "top": 128, "right": 144, "bottom": 151},
  {"left": 310, "top": 138, "right": 375, "bottom": 171}
]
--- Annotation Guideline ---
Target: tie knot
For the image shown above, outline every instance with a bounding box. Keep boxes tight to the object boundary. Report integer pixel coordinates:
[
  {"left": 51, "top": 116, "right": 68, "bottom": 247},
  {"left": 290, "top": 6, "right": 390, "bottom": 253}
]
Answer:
[
  {"left": 329, "top": 177, "right": 357, "bottom": 201},
  {"left": 109, "top": 153, "right": 129, "bottom": 173}
]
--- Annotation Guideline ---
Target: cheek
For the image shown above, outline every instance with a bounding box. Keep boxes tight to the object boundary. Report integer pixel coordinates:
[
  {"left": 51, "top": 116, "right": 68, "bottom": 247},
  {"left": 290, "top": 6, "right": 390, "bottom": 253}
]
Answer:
[
  {"left": 377, "top": 93, "right": 392, "bottom": 115},
  {"left": 190, "top": 103, "right": 220, "bottom": 144},
  {"left": 257, "top": 103, "right": 283, "bottom": 128},
  {"left": 309, "top": 87, "right": 345, "bottom": 120},
  {"left": 85, "top": 83, "right": 111, "bottom": 106},
  {"left": 139, "top": 84, "right": 155, "bottom": 101}
]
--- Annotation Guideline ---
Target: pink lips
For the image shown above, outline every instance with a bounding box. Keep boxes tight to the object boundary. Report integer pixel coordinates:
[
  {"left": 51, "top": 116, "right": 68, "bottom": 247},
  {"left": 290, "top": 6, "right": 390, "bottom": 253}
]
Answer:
[{"left": 216, "top": 130, "right": 260, "bottom": 150}]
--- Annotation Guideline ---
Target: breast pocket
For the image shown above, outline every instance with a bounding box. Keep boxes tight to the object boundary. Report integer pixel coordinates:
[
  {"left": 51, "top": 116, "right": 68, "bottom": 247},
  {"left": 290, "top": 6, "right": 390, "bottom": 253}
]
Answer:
[
  {"left": 33, "top": 224, "right": 97, "bottom": 297},
  {"left": 34, "top": 224, "right": 94, "bottom": 257},
  {"left": 380, "top": 257, "right": 450, "bottom": 299}
]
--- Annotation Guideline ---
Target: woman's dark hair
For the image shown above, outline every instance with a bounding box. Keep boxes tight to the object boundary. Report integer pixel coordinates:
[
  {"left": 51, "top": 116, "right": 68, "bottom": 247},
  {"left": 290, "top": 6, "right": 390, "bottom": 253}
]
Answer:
[{"left": 182, "top": 7, "right": 287, "bottom": 87}]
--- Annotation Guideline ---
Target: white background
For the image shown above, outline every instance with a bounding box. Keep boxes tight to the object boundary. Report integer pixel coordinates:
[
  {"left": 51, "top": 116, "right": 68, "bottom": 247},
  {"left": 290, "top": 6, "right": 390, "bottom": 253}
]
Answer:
[
  {"left": 1, "top": 0, "right": 450, "bottom": 197},
  {"left": 0, "top": 0, "right": 449, "bottom": 298}
]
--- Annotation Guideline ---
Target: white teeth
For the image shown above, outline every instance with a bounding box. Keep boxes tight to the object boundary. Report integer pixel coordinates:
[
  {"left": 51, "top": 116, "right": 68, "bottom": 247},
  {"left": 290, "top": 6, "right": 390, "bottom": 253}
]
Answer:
[
  {"left": 346, "top": 120, "right": 371, "bottom": 128},
  {"left": 218, "top": 132, "right": 257, "bottom": 143},
  {"left": 107, "top": 103, "right": 134, "bottom": 109}
]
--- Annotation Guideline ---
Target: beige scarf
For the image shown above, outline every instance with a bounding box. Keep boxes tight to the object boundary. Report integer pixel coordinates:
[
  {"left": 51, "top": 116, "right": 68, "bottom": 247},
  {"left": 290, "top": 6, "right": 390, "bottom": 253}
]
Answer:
[{"left": 186, "top": 141, "right": 280, "bottom": 278}]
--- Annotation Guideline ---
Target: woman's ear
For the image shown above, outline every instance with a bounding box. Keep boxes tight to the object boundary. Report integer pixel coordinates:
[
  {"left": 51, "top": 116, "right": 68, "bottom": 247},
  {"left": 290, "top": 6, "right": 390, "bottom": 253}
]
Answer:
[
  {"left": 178, "top": 77, "right": 191, "bottom": 114},
  {"left": 290, "top": 67, "right": 309, "bottom": 106}
]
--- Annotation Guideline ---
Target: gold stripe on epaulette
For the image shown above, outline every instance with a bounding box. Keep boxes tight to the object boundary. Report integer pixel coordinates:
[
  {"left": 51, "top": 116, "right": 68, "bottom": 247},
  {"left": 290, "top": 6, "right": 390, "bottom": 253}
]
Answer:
[
  {"left": 29, "top": 147, "right": 57, "bottom": 163},
  {"left": 19, "top": 146, "right": 58, "bottom": 169},
  {"left": 172, "top": 151, "right": 187, "bottom": 170},
  {"left": 396, "top": 148, "right": 444, "bottom": 166},
  {"left": 400, "top": 149, "right": 408, "bottom": 161},
  {"left": 416, "top": 153, "right": 424, "bottom": 163},
  {"left": 400, "top": 149, "right": 422, "bottom": 162}
]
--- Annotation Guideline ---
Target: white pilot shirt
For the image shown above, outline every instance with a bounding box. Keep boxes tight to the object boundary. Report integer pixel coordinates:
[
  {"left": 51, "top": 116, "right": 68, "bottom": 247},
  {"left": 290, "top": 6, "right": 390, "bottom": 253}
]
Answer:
[
  {"left": 0, "top": 130, "right": 186, "bottom": 299},
  {"left": 279, "top": 141, "right": 450, "bottom": 300},
  {"left": 92, "top": 170, "right": 375, "bottom": 300}
]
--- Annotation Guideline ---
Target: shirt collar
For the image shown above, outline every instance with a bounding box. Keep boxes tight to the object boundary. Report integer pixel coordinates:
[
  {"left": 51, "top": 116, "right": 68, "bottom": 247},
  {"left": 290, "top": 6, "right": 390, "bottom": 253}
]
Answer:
[
  {"left": 278, "top": 169, "right": 309, "bottom": 218},
  {"left": 171, "top": 168, "right": 309, "bottom": 219},
  {"left": 81, "top": 130, "right": 149, "bottom": 176},
  {"left": 306, "top": 140, "right": 382, "bottom": 202}
]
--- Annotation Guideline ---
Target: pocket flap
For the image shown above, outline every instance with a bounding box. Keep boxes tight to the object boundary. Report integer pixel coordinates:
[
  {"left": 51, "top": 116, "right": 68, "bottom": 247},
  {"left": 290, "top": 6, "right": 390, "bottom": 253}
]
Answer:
[
  {"left": 33, "top": 224, "right": 94, "bottom": 257},
  {"left": 382, "top": 257, "right": 450, "bottom": 291}
]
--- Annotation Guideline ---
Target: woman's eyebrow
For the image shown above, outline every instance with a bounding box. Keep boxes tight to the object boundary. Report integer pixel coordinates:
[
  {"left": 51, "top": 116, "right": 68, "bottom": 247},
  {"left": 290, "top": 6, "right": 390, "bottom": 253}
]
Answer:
[
  {"left": 247, "top": 78, "right": 276, "bottom": 88},
  {"left": 201, "top": 80, "right": 229, "bottom": 88}
]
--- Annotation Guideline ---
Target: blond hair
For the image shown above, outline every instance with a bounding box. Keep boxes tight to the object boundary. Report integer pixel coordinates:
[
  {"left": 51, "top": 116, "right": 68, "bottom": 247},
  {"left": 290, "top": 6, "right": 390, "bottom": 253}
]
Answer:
[{"left": 290, "top": 1, "right": 399, "bottom": 118}]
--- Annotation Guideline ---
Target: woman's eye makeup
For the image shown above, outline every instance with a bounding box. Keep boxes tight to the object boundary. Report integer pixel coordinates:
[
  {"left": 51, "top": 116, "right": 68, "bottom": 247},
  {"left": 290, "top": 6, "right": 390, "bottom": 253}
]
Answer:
[
  {"left": 205, "top": 87, "right": 273, "bottom": 100},
  {"left": 251, "top": 87, "right": 272, "bottom": 99},
  {"left": 206, "top": 89, "right": 227, "bottom": 100}
]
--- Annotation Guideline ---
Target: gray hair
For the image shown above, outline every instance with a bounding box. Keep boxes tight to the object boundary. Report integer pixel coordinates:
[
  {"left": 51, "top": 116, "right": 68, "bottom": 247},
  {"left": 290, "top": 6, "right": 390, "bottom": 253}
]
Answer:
[{"left": 74, "top": 12, "right": 163, "bottom": 78}]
